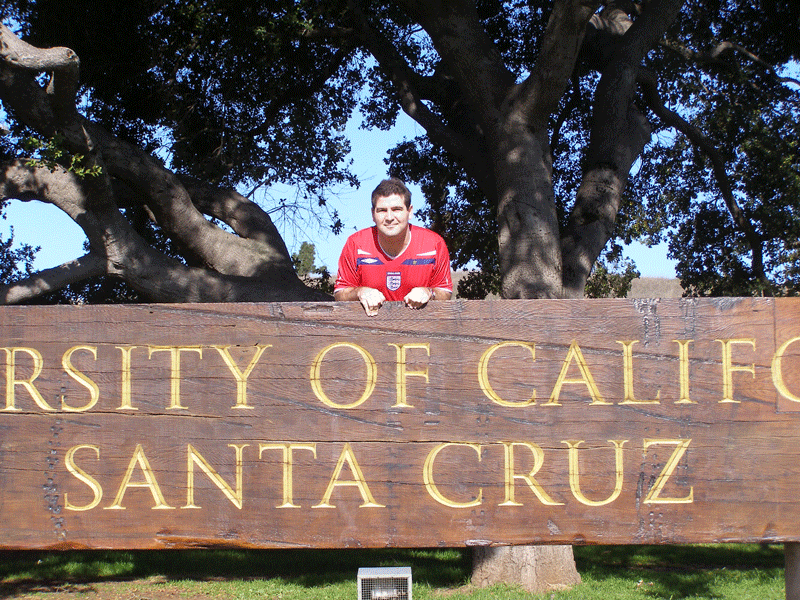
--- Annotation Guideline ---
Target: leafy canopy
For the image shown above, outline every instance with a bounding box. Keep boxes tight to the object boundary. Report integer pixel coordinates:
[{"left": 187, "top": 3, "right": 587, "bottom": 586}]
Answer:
[{"left": 0, "top": 1, "right": 798, "bottom": 300}]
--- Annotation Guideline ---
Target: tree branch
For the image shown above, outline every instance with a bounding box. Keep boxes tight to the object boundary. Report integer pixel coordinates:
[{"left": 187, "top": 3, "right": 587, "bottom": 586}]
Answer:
[
  {"left": 512, "top": 0, "right": 599, "bottom": 127},
  {"left": 0, "top": 26, "right": 299, "bottom": 282},
  {"left": 179, "top": 176, "right": 291, "bottom": 252},
  {"left": 661, "top": 38, "right": 800, "bottom": 91},
  {"left": 550, "top": 71, "right": 582, "bottom": 152},
  {"left": 0, "top": 161, "right": 326, "bottom": 304},
  {"left": 638, "top": 69, "right": 773, "bottom": 294},
  {"left": 0, "top": 24, "right": 79, "bottom": 118},
  {"left": 561, "top": 0, "right": 685, "bottom": 296},
  {"left": 0, "top": 254, "right": 104, "bottom": 304},
  {"left": 0, "top": 160, "right": 95, "bottom": 225},
  {"left": 345, "top": 0, "right": 494, "bottom": 193}
]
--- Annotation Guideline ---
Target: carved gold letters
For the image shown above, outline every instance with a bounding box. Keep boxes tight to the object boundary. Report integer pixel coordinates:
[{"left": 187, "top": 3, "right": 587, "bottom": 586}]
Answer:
[
  {"left": 61, "top": 346, "right": 100, "bottom": 412},
  {"left": 64, "top": 444, "right": 103, "bottom": 511},
  {"left": 185, "top": 443, "right": 248, "bottom": 509},
  {"left": 617, "top": 341, "right": 660, "bottom": 404},
  {"left": 61, "top": 437, "right": 695, "bottom": 512},
  {"left": 478, "top": 342, "right": 537, "bottom": 407},
  {"left": 310, "top": 343, "right": 376, "bottom": 409},
  {"left": 0, "top": 334, "right": 796, "bottom": 411},
  {"left": 259, "top": 442, "right": 317, "bottom": 508},
  {"left": 106, "top": 444, "right": 174, "bottom": 510},
  {"left": 545, "top": 341, "right": 610, "bottom": 406},
  {"left": 1, "top": 347, "right": 52, "bottom": 411},
  {"left": 313, "top": 443, "right": 384, "bottom": 508},
  {"left": 642, "top": 439, "right": 694, "bottom": 504},
  {"left": 213, "top": 345, "right": 271, "bottom": 409},
  {"left": 716, "top": 338, "right": 756, "bottom": 403},
  {"left": 563, "top": 439, "right": 627, "bottom": 506},
  {"left": 387, "top": 342, "right": 430, "bottom": 408},
  {"left": 773, "top": 336, "right": 800, "bottom": 403},
  {"left": 499, "top": 441, "right": 562, "bottom": 506},
  {"left": 423, "top": 442, "right": 483, "bottom": 508},
  {"left": 148, "top": 346, "right": 204, "bottom": 410}
]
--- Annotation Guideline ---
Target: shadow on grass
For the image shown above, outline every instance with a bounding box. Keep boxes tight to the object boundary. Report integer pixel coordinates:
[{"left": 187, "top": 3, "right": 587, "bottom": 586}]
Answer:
[
  {"left": 0, "top": 546, "right": 471, "bottom": 590},
  {"left": 573, "top": 544, "right": 785, "bottom": 599},
  {"left": 0, "top": 544, "right": 786, "bottom": 598}
]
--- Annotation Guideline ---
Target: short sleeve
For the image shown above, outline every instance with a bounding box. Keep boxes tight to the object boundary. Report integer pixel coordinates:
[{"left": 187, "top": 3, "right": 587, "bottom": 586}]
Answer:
[
  {"left": 334, "top": 236, "right": 360, "bottom": 292},
  {"left": 431, "top": 237, "right": 453, "bottom": 291}
]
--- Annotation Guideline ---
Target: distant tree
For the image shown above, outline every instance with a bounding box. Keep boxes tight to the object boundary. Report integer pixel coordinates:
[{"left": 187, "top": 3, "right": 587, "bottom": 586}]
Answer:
[
  {"left": 584, "top": 259, "right": 640, "bottom": 298},
  {"left": 292, "top": 241, "right": 318, "bottom": 278},
  {"left": 292, "top": 241, "right": 334, "bottom": 294}
]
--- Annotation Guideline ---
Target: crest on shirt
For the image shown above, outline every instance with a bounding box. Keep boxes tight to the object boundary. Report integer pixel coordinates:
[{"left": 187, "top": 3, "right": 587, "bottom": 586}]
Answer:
[{"left": 386, "top": 271, "right": 402, "bottom": 291}]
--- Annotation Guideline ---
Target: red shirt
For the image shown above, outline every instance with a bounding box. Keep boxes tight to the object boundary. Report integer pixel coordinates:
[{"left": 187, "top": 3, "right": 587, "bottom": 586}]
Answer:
[{"left": 334, "top": 225, "right": 453, "bottom": 301}]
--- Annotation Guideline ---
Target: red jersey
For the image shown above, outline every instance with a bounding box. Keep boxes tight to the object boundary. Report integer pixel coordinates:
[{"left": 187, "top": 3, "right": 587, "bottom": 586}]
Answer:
[{"left": 334, "top": 225, "right": 453, "bottom": 301}]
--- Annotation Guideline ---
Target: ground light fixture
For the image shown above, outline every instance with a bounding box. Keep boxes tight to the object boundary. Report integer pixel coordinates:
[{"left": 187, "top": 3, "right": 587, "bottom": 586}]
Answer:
[{"left": 357, "top": 566, "right": 412, "bottom": 600}]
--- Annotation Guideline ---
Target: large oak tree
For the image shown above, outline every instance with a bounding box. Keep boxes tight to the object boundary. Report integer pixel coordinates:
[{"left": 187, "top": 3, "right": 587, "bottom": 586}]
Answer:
[{"left": 1, "top": 1, "right": 797, "bottom": 304}]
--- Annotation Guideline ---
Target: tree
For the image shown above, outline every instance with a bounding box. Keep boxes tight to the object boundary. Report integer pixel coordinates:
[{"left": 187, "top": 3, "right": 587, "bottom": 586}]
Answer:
[
  {"left": 292, "top": 241, "right": 334, "bottom": 293},
  {"left": 1, "top": 2, "right": 797, "bottom": 304},
  {"left": 621, "top": 3, "right": 800, "bottom": 296},
  {"left": 0, "top": 206, "right": 37, "bottom": 284},
  {"left": 1, "top": 0, "right": 798, "bottom": 592},
  {"left": 374, "top": 1, "right": 798, "bottom": 300},
  {"left": 292, "top": 241, "right": 318, "bottom": 278},
  {"left": 584, "top": 258, "right": 640, "bottom": 298},
  {"left": 0, "top": 0, "right": 357, "bottom": 303}
]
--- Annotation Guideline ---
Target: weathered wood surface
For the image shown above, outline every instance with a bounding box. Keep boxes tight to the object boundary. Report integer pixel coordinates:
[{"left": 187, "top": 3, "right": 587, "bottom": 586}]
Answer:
[{"left": 0, "top": 298, "right": 798, "bottom": 550}]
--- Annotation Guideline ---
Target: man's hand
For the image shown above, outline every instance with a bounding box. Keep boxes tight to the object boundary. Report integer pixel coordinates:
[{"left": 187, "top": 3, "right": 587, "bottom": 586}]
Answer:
[
  {"left": 357, "top": 287, "right": 387, "bottom": 317},
  {"left": 335, "top": 285, "right": 449, "bottom": 315},
  {"left": 404, "top": 286, "right": 434, "bottom": 309}
]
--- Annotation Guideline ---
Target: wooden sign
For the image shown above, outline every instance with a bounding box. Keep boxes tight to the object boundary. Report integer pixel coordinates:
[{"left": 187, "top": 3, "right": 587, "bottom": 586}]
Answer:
[{"left": 0, "top": 298, "right": 799, "bottom": 550}]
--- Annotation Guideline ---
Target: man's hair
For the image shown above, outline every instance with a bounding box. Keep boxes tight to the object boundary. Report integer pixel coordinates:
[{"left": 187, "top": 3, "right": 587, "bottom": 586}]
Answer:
[{"left": 371, "top": 178, "right": 411, "bottom": 208}]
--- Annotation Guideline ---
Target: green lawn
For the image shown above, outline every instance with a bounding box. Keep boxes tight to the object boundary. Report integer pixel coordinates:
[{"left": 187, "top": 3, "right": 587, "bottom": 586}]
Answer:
[{"left": 0, "top": 544, "right": 786, "bottom": 599}]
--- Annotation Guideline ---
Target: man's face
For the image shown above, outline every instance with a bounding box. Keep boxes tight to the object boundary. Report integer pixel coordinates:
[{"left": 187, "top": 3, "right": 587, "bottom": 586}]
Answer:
[{"left": 372, "top": 194, "right": 412, "bottom": 240}]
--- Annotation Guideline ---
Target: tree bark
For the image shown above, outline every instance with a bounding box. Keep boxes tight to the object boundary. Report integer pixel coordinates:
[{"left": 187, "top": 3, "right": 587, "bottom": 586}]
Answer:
[
  {"left": 493, "top": 127, "right": 564, "bottom": 299},
  {"left": 472, "top": 546, "right": 582, "bottom": 594},
  {"left": 561, "top": 0, "right": 685, "bottom": 296}
]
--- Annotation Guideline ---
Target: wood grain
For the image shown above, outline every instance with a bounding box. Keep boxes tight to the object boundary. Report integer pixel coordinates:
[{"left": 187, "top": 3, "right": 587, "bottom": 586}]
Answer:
[{"left": 0, "top": 298, "right": 798, "bottom": 549}]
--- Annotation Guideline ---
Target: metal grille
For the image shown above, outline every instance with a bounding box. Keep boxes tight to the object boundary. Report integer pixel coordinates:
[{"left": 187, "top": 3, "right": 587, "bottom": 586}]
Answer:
[{"left": 357, "top": 567, "right": 412, "bottom": 600}]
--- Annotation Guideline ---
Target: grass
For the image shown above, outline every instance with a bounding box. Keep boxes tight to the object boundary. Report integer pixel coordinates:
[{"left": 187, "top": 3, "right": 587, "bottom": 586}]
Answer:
[
  {"left": 567, "top": 545, "right": 785, "bottom": 600},
  {"left": 0, "top": 544, "right": 786, "bottom": 599}
]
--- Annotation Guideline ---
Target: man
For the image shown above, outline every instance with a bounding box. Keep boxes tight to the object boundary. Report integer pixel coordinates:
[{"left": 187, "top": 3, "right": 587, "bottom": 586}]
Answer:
[{"left": 334, "top": 178, "right": 452, "bottom": 316}]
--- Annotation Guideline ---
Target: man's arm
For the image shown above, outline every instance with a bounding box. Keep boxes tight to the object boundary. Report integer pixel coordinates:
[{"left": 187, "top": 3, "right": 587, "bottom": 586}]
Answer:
[
  {"left": 333, "top": 235, "right": 388, "bottom": 316},
  {"left": 403, "top": 286, "right": 452, "bottom": 309},
  {"left": 403, "top": 235, "right": 453, "bottom": 307}
]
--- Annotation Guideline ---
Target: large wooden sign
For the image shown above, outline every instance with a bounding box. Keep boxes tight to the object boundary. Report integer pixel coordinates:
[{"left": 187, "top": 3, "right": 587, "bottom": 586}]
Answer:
[{"left": 0, "top": 298, "right": 799, "bottom": 550}]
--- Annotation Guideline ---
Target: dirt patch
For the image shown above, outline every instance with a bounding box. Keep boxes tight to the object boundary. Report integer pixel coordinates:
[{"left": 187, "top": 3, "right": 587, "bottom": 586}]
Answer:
[{"left": 627, "top": 277, "right": 683, "bottom": 298}]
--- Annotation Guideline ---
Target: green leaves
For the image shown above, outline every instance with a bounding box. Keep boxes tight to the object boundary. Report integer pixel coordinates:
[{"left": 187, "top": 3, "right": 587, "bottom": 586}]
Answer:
[{"left": 22, "top": 134, "right": 102, "bottom": 178}]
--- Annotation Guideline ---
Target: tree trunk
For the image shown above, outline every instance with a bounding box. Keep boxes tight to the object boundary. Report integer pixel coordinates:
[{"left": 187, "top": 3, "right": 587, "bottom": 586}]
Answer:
[
  {"left": 472, "top": 546, "right": 581, "bottom": 594},
  {"left": 493, "top": 124, "right": 564, "bottom": 299}
]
